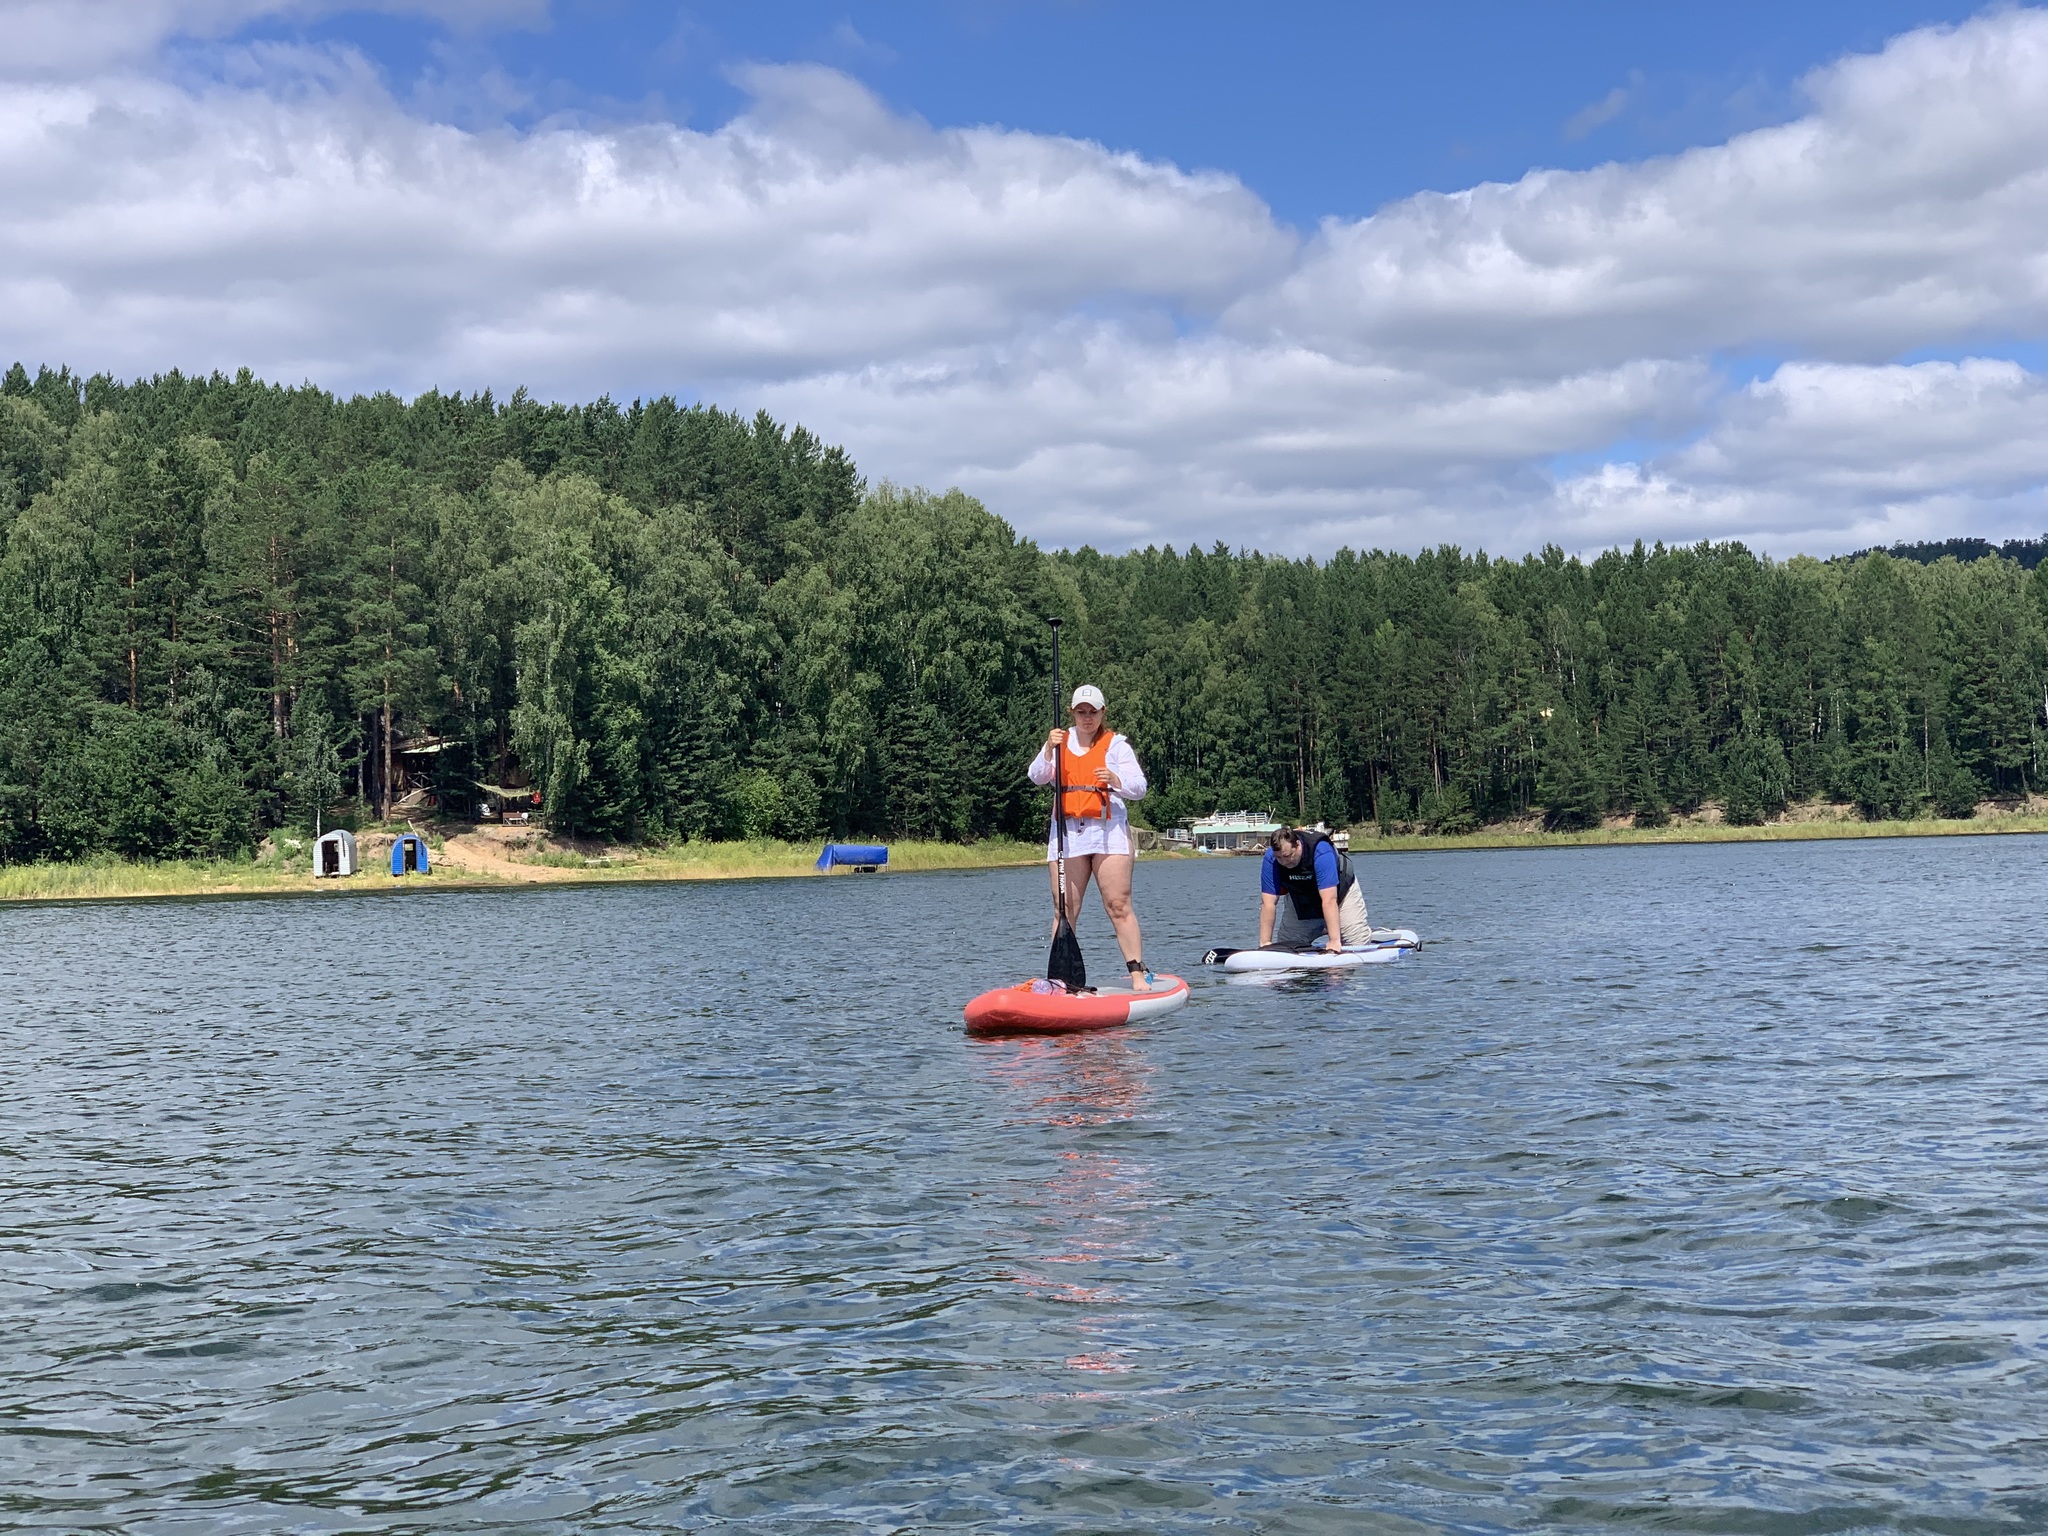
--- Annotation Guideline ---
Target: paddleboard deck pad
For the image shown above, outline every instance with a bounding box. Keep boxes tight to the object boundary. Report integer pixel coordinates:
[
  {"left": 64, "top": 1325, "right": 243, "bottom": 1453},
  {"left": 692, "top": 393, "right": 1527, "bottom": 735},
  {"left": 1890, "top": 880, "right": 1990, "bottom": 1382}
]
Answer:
[
  {"left": 1204, "top": 930, "right": 1421, "bottom": 974},
  {"left": 964, "top": 973, "right": 1190, "bottom": 1035}
]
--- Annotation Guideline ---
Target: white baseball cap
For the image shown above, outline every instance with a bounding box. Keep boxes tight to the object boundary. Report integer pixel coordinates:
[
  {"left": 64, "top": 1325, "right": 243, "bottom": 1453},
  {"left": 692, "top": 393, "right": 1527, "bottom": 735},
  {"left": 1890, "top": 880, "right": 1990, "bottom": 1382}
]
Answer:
[{"left": 1070, "top": 685, "right": 1105, "bottom": 710}]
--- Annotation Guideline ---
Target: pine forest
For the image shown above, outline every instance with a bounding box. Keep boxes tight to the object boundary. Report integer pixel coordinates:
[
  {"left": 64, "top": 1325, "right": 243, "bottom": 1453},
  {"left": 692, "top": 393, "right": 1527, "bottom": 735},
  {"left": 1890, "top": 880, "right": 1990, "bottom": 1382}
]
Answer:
[{"left": 4, "top": 363, "right": 2047, "bottom": 865}]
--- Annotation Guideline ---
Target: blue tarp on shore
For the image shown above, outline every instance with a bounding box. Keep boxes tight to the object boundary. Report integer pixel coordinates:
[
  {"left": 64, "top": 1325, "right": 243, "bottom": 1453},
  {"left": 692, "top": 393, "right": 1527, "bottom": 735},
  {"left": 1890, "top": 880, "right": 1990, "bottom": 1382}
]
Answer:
[{"left": 816, "top": 843, "right": 889, "bottom": 871}]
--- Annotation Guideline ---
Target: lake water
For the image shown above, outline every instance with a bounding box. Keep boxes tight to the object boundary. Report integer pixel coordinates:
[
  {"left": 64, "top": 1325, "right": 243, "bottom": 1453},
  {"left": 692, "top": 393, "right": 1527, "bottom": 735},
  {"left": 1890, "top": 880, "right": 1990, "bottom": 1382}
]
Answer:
[{"left": 5, "top": 837, "right": 2047, "bottom": 1533}]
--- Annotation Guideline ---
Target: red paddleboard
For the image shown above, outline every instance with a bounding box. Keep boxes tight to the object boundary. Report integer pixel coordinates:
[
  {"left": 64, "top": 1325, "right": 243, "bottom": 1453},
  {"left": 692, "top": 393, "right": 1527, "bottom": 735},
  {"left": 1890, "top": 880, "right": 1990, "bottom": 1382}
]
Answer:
[{"left": 963, "top": 974, "right": 1190, "bottom": 1036}]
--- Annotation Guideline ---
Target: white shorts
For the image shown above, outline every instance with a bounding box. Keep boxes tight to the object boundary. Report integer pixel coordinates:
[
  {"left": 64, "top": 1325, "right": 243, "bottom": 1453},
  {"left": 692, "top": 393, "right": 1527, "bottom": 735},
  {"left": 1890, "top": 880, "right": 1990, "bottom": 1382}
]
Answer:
[{"left": 1044, "top": 816, "right": 1135, "bottom": 860}]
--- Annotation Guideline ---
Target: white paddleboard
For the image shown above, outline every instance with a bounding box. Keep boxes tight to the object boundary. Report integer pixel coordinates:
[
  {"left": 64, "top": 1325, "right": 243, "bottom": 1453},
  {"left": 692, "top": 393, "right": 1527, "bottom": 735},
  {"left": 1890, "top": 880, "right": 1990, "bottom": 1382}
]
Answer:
[{"left": 1207, "top": 930, "right": 1420, "bottom": 974}]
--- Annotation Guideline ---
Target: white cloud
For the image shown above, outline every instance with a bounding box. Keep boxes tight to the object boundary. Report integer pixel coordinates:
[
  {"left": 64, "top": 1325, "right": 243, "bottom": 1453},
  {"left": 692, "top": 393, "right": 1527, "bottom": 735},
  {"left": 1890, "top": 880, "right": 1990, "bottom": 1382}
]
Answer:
[
  {"left": 1677, "top": 358, "right": 2048, "bottom": 498},
  {"left": 4, "top": 8, "right": 2048, "bottom": 556},
  {"left": 1238, "top": 16, "right": 2048, "bottom": 378},
  {"left": 1551, "top": 359, "right": 2048, "bottom": 551},
  {"left": 0, "top": 54, "right": 1282, "bottom": 386},
  {"left": 762, "top": 333, "right": 1709, "bottom": 551}
]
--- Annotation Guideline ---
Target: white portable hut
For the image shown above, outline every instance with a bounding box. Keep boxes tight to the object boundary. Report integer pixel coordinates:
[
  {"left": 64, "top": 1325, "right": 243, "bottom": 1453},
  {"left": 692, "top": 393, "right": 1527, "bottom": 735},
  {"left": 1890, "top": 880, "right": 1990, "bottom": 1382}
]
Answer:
[{"left": 313, "top": 828, "right": 357, "bottom": 878}]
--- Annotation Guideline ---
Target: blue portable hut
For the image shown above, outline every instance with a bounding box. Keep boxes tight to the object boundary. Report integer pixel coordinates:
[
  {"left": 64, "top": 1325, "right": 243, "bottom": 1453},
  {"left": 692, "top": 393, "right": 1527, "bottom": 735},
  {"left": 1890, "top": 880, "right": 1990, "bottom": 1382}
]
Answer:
[
  {"left": 391, "top": 833, "right": 430, "bottom": 876},
  {"left": 816, "top": 843, "right": 888, "bottom": 872}
]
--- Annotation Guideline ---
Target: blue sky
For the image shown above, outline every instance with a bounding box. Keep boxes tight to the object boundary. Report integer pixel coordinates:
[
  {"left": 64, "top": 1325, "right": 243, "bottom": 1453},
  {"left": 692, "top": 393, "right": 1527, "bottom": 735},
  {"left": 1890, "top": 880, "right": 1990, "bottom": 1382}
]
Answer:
[
  {"left": 237, "top": 1, "right": 1986, "bottom": 223},
  {"left": 7, "top": 0, "right": 2048, "bottom": 557}
]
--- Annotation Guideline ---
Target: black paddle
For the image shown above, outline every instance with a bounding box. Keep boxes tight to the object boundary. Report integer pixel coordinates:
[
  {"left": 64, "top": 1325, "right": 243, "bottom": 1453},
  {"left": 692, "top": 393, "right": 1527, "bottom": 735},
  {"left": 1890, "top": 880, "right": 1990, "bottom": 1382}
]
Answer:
[{"left": 1045, "top": 618, "right": 1087, "bottom": 992}]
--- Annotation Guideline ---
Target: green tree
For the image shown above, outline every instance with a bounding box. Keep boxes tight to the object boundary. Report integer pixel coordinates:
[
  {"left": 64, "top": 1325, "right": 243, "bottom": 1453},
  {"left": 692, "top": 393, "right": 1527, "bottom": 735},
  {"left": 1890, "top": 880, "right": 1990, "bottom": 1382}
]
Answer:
[
  {"left": 282, "top": 697, "right": 344, "bottom": 833},
  {"left": 505, "top": 470, "right": 645, "bottom": 836},
  {"left": 1537, "top": 706, "right": 1603, "bottom": 831},
  {"left": 339, "top": 465, "right": 438, "bottom": 819}
]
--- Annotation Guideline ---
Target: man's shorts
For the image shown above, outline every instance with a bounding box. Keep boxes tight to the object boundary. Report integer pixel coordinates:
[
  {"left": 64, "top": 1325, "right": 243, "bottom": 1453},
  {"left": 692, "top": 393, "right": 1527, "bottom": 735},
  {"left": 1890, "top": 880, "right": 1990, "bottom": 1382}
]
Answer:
[{"left": 1273, "top": 881, "right": 1372, "bottom": 947}]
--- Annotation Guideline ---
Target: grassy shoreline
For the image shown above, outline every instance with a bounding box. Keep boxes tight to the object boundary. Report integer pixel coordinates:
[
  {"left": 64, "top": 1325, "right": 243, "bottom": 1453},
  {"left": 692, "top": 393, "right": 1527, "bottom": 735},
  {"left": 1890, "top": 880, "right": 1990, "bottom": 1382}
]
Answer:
[
  {"left": 0, "top": 836, "right": 1049, "bottom": 906},
  {"left": 1346, "top": 810, "right": 2048, "bottom": 854},
  {"left": 6, "top": 810, "right": 2046, "bottom": 905}
]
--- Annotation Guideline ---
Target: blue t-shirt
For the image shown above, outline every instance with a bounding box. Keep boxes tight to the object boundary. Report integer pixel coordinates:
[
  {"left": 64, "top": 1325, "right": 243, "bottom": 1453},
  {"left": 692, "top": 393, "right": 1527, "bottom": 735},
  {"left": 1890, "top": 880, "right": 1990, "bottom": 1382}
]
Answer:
[{"left": 1260, "top": 840, "right": 1341, "bottom": 895}]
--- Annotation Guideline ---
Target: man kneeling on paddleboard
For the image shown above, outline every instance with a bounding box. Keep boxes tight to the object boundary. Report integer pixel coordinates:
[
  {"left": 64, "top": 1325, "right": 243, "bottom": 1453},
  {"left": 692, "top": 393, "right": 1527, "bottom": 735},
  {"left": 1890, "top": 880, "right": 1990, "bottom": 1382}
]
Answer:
[{"left": 1259, "top": 826, "right": 1372, "bottom": 951}]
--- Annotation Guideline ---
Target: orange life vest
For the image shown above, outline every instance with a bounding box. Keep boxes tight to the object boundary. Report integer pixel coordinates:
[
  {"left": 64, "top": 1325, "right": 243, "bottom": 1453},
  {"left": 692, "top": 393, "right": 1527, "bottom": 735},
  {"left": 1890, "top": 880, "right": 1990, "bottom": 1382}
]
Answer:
[{"left": 1058, "top": 730, "right": 1117, "bottom": 820}]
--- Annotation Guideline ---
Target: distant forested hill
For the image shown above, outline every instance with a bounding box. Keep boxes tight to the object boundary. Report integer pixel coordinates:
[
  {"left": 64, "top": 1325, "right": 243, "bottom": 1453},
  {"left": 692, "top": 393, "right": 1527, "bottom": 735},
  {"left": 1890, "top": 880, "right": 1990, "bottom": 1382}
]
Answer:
[
  {"left": 1846, "top": 537, "right": 2048, "bottom": 570},
  {"left": 4, "top": 363, "right": 2047, "bottom": 862}
]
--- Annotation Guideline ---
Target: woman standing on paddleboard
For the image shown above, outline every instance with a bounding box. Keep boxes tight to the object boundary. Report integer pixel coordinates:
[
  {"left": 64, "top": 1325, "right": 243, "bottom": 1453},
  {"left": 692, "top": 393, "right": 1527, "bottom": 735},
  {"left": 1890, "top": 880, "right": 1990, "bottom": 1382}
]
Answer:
[{"left": 1027, "top": 684, "right": 1154, "bottom": 990}]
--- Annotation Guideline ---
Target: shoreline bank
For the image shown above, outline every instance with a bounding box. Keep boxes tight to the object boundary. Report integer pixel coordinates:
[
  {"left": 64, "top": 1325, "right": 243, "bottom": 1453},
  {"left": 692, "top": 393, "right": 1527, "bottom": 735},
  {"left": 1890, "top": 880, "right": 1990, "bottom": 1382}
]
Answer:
[
  {"left": 1346, "top": 808, "right": 2048, "bottom": 854},
  {"left": 0, "top": 836, "right": 1049, "bottom": 907},
  {"left": 7, "top": 808, "right": 2047, "bottom": 906}
]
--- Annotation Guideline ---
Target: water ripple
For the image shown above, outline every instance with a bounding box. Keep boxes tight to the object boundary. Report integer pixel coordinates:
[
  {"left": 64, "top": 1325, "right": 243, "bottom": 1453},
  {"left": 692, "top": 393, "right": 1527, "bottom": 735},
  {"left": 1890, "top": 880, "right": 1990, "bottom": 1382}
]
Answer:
[{"left": 4, "top": 837, "right": 2048, "bottom": 1531}]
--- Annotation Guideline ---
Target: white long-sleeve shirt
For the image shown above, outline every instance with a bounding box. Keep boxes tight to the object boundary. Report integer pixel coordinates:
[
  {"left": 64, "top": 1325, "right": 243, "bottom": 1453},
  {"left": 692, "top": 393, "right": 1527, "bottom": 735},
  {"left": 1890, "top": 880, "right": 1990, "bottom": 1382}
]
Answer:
[{"left": 1027, "top": 731, "right": 1148, "bottom": 858}]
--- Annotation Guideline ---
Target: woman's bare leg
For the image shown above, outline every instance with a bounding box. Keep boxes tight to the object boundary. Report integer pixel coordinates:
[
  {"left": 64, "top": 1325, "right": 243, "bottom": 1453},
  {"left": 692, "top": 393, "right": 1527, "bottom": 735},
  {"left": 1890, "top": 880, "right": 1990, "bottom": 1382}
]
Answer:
[
  {"left": 1092, "top": 854, "right": 1147, "bottom": 988},
  {"left": 1048, "top": 853, "right": 1097, "bottom": 935}
]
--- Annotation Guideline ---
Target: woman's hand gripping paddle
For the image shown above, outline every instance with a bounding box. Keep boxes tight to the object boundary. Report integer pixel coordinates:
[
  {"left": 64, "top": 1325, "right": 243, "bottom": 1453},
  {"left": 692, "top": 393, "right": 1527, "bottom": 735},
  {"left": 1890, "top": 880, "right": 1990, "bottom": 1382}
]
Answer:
[{"left": 1046, "top": 617, "right": 1087, "bottom": 992}]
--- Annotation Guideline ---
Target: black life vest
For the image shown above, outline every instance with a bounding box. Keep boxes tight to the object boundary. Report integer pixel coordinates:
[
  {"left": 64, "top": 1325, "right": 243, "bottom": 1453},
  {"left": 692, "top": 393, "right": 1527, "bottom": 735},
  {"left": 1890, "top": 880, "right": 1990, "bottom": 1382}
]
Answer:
[{"left": 1277, "top": 829, "right": 1354, "bottom": 920}]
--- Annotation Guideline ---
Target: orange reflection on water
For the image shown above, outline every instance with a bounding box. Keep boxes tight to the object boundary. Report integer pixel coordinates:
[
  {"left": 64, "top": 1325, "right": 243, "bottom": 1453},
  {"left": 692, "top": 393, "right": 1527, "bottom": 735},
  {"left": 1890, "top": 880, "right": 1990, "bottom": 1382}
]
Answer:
[
  {"left": 1064, "top": 1350, "right": 1134, "bottom": 1374},
  {"left": 980, "top": 1032, "right": 1154, "bottom": 1130},
  {"left": 1009, "top": 1269, "right": 1124, "bottom": 1306},
  {"left": 974, "top": 1032, "right": 1164, "bottom": 1377}
]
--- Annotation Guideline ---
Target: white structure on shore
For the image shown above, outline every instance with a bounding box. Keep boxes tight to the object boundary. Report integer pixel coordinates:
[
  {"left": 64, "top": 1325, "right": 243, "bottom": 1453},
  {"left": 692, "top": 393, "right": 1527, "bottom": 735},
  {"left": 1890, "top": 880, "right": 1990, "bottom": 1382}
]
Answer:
[
  {"left": 1187, "top": 811, "right": 1283, "bottom": 852},
  {"left": 313, "top": 828, "right": 357, "bottom": 877},
  {"left": 1182, "top": 813, "right": 1351, "bottom": 853}
]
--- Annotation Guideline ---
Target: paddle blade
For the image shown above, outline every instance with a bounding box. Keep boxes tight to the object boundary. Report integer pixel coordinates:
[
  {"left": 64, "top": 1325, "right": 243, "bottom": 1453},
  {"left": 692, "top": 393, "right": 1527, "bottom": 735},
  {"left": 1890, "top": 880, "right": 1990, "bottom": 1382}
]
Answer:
[{"left": 1047, "top": 918, "right": 1087, "bottom": 991}]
